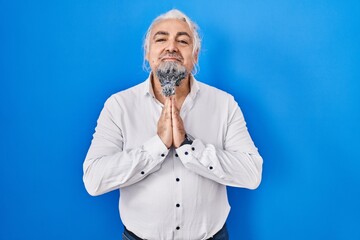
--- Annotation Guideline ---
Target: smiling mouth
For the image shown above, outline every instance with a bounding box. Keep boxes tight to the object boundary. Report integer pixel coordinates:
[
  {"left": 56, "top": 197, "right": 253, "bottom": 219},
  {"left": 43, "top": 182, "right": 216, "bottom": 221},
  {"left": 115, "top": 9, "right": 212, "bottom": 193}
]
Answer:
[
  {"left": 162, "top": 57, "right": 182, "bottom": 62},
  {"left": 160, "top": 53, "right": 183, "bottom": 62}
]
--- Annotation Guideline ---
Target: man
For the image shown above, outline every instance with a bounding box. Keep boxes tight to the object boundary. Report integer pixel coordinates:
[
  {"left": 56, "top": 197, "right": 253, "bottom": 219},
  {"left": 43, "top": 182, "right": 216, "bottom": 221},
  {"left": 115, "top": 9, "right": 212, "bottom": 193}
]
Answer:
[{"left": 83, "top": 9, "right": 263, "bottom": 240}]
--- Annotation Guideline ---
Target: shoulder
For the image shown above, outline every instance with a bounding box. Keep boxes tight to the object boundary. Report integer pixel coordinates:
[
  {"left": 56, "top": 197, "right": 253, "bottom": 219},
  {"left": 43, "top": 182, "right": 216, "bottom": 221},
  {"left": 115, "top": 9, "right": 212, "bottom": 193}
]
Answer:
[
  {"left": 196, "top": 80, "right": 234, "bottom": 102},
  {"left": 113, "top": 81, "right": 146, "bottom": 99},
  {"left": 105, "top": 81, "right": 147, "bottom": 106}
]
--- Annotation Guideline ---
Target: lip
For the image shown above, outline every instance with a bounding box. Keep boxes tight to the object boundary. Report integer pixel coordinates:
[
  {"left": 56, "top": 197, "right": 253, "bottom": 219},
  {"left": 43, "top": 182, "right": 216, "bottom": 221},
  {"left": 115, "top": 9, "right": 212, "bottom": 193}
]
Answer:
[{"left": 162, "top": 57, "right": 182, "bottom": 62}]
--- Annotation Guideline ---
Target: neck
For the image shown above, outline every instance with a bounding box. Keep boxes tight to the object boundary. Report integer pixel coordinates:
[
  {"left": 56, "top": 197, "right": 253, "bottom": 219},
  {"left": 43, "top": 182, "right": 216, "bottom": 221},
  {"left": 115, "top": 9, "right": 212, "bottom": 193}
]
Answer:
[{"left": 151, "top": 72, "right": 191, "bottom": 107}]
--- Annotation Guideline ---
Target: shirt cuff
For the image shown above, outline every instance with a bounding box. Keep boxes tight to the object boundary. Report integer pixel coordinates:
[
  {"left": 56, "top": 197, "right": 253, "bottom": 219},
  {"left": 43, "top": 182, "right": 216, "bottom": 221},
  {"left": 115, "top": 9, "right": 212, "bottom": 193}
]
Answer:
[
  {"left": 142, "top": 135, "right": 170, "bottom": 161},
  {"left": 175, "top": 139, "right": 221, "bottom": 177},
  {"left": 175, "top": 139, "right": 205, "bottom": 163}
]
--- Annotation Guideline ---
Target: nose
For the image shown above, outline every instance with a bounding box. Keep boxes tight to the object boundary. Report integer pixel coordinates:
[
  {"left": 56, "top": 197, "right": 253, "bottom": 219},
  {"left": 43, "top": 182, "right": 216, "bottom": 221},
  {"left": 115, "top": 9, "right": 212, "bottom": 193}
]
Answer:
[{"left": 165, "top": 39, "right": 178, "bottom": 52}]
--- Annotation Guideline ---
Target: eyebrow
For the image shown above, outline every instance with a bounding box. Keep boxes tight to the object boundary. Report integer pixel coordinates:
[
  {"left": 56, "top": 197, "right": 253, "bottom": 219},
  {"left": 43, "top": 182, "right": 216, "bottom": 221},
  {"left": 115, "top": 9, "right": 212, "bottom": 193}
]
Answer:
[
  {"left": 153, "top": 31, "right": 169, "bottom": 39},
  {"left": 176, "top": 32, "right": 191, "bottom": 38},
  {"left": 153, "top": 31, "right": 191, "bottom": 39}
]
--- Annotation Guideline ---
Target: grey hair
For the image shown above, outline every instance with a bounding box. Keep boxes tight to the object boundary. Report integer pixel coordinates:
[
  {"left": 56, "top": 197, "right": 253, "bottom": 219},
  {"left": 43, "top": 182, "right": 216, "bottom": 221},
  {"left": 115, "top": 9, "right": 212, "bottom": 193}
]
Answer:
[{"left": 143, "top": 9, "right": 201, "bottom": 74}]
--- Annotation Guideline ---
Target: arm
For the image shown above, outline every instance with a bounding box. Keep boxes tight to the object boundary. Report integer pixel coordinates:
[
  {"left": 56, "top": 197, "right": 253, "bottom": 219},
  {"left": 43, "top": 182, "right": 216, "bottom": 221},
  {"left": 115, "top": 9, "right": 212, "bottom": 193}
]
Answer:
[
  {"left": 175, "top": 97, "right": 263, "bottom": 189},
  {"left": 83, "top": 97, "right": 169, "bottom": 196}
]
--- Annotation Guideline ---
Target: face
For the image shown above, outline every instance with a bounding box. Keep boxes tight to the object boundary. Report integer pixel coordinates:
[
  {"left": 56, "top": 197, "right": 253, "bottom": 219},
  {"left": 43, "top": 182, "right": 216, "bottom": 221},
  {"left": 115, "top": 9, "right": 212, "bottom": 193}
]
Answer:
[{"left": 146, "top": 19, "right": 198, "bottom": 75}]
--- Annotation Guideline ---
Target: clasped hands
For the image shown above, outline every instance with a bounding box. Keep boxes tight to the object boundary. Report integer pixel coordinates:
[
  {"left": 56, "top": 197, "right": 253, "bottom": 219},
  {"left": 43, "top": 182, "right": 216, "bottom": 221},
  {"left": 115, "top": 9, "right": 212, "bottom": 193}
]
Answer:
[{"left": 157, "top": 96, "right": 186, "bottom": 149}]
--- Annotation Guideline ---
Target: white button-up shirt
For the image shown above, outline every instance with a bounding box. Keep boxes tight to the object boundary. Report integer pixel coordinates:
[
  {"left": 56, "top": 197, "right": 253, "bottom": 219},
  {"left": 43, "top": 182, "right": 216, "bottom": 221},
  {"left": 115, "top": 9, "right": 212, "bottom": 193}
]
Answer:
[{"left": 83, "top": 75, "right": 263, "bottom": 240}]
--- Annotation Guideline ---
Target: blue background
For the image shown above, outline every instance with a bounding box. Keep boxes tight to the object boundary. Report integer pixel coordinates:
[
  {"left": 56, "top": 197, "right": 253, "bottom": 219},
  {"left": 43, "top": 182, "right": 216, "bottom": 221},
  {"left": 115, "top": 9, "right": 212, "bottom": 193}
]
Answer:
[{"left": 1, "top": 0, "right": 359, "bottom": 239}]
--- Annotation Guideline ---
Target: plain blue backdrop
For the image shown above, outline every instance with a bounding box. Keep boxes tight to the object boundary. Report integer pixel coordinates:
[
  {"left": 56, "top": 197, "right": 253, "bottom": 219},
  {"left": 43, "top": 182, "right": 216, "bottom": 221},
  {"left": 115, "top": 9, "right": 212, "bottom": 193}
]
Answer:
[{"left": 1, "top": 0, "right": 359, "bottom": 239}]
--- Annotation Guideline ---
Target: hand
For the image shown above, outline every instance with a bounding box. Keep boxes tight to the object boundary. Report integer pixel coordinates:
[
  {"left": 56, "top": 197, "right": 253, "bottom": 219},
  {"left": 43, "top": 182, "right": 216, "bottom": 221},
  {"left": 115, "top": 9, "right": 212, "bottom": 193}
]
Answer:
[
  {"left": 171, "top": 97, "right": 186, "bottom": 148},
  {"left": 157, "top": 97, "right": 173, "bottom": 148}
]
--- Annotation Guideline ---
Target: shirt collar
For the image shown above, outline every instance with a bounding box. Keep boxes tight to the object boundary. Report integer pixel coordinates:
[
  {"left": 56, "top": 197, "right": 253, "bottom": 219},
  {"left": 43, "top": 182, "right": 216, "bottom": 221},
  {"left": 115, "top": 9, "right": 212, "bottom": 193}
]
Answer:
[{"left": 188, "top": 74, "right": 200, "bottom": 100}]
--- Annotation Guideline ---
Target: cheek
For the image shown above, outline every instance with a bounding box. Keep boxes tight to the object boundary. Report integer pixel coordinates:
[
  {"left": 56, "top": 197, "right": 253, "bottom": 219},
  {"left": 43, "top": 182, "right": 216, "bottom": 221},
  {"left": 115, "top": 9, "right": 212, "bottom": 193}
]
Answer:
[
  {"left": 148, "top": 53, "right": 160, "bottom": 69},
  {"left": 150, "top": 58, "right": 158, "bottom": 65},
  {"left": 183, "top": 49, "right": 194, "bottom": 58},
  {"left": 184, "top": 54, "right": 195, "bottom": 64},
  {"left": 148, "top": 49, "right": 161, "bottom": 61}
]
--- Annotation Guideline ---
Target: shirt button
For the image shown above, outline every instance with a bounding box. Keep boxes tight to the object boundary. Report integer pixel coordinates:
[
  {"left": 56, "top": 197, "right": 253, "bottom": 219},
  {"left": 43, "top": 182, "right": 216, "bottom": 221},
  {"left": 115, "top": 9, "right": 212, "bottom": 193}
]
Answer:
[
  {"left": 209, "top": 166, "right": 213, "bottom": 170},
  {"left": 141, "top": 171, "right": 145, "bottom": 174},
  {"left": 176, "top": 178, "right": 180, "bottom": 182},
  {"left": 192, "top": 147, "right": 195, "bottom": 151},
  {"left": 176, "top": 226, "right": 180, "bottom": 230},
  {"left": 161, "top": 153, "right": 165, "bottom": 157},
  {"left": 184, "top": 151, "right": 188, "bottom": 155},
  {"left": 176, "top": 203, "right": 180, "bottom": 207},
  {"left": 175, "top": 153, "right": 179, "bottom": 157}
]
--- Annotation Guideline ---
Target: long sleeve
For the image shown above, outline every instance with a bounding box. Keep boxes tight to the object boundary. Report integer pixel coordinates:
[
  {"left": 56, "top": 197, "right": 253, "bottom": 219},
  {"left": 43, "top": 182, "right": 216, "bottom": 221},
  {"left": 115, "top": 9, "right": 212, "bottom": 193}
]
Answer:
[
  {"left": 175, "top": 96, "right": 263, "bottom": 189},
  {"left": 83, "top": 97, "right": 169, "bottom": 196}
]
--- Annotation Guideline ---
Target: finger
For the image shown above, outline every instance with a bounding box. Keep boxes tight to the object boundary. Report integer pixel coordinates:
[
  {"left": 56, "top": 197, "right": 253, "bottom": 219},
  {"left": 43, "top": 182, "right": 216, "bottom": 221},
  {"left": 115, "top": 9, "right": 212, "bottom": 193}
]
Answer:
[
  {"left": 165, "top": 97, "right": 172, "bottom": 120},
  {"left": 172, "top": 100, "right": 182, "bottom": 130},
  {"left": 171, "top": 97, "right": 176, "bottom": 110},
  {"left": 161, "top": 97, "right": 170, "bottom": 119},
  {"left": 171, "top": 97, "right": 178, "bottom": 117}
]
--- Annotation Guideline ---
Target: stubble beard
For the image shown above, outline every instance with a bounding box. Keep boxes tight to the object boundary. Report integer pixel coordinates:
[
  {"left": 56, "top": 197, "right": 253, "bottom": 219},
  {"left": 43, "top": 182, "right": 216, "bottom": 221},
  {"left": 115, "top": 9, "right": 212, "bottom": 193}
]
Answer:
[{"left": 156, "top": 61, "right": 188, "bottom": 97}]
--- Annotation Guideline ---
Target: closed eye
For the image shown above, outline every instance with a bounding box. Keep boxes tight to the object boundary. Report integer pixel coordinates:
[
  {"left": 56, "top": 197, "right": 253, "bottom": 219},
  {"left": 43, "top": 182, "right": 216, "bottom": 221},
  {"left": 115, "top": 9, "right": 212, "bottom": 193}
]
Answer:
[{"left": 178, "top": 40, "right": 189, "bottom": 45}]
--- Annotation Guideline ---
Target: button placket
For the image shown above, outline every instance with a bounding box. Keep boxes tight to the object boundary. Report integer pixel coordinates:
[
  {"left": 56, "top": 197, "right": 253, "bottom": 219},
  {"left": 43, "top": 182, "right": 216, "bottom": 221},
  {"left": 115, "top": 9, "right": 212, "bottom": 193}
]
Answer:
[{"left": 173, "top": 151, "right": 183, "bottom": 237}]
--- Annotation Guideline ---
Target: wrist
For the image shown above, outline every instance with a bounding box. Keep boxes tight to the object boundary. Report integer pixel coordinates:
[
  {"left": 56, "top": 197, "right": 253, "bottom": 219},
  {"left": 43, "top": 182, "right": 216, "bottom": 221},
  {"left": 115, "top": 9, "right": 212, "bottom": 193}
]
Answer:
[{"left": 179, "top": 133, "right": 194, "bottom": 147}]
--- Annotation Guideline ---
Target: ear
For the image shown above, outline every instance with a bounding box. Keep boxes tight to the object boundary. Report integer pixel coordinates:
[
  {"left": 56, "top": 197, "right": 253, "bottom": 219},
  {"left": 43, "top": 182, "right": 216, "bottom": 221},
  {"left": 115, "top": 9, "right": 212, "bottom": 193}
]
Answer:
[
  {"left": 193, "top": 49, "right": 199, "bottom": 64},
  {"left": 145, "top": 49, "right": 149, "bottom": 62}
]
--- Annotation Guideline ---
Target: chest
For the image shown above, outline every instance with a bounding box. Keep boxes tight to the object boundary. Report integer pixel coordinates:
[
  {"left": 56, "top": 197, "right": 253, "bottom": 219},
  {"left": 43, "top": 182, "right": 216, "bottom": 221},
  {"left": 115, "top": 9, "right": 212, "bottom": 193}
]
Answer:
[{"left": 120, "top": 97, "right": 227, "bottom": 150}]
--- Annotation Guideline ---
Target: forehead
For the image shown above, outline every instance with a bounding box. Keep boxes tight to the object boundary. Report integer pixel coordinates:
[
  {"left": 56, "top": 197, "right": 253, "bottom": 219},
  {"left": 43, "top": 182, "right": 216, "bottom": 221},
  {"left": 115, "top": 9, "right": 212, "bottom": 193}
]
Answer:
[{"left": 151, "top": 19, "right": 193, "bottom": 38}]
